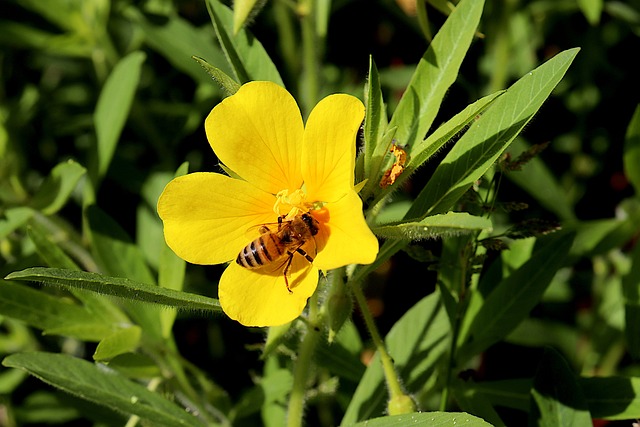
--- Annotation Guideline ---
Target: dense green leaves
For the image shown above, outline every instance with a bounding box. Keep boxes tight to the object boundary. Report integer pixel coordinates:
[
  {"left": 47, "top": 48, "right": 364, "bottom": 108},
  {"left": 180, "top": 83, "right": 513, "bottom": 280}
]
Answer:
[
  {"left": 2, "top": 352, "right": 205, "bottom": 427},
  {"left": 457, "top": 232, "right": 574, "bottom": 361},
  {"left": 406, "top": 48, "right": 580, "bottom": 219}
]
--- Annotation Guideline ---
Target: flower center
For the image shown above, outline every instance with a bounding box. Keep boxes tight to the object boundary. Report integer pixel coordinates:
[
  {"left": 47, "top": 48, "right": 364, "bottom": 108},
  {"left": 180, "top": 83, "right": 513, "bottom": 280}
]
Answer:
[{"left": 273, "top": 189, "right": 312, "bottom": 219}]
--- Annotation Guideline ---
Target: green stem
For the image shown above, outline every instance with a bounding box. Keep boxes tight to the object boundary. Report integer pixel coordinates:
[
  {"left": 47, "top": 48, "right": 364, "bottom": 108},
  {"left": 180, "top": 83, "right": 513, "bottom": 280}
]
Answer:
[
  {"left": 287, "top": 293, "right": 322, "bottom": 427},
  {"left": 351, "top": 282, "right": 406, "bottom": 401}
]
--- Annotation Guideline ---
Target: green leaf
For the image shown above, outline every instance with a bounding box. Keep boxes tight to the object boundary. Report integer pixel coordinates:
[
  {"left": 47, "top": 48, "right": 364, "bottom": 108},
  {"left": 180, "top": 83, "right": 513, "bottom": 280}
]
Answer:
[
  {"left": 192, "top": 56, "right": 240, "bottom": 96},
  {"left": 2, "top": 352, "right": 204, "bottom": 427},
  {"left": 407, "top": 48, "right": 580, "bottom": 220},
  {"left": 623, "top": 104, "right": 640, "bottom": 195},
  {"left": 529, "top": 348, "right": 591, "bottom": 427},
  {"left": 27, "top": 220, "right": 79, "bottom": 271},
  {"left": 27, "top": 219, "right": 130, "bottom": 328},
  {"left": 457, "top": 232, "right": 574, "bottom": 362},
  {"left": 0, "top": 281, "right": 112, "bottom": 341},
  {"left": 388, "top": 0, "right": 484, "bottom": 151},
  {"left": 128, "top": 10, "right": 229, "bottom": 86},
  {"left": 577, "top": 0, "right": 603, "bottom": 25},
  {"left": 0, "top": 206, "right": 34, "bottom": 240},
  {"left": 580, "top": 376, "right": 640, "bottom": 420},
  {"left": 506, "top": 140, "right": 576, "bottom": 221},
  {"left": 94, "top": 51, "right": 145, "bottom": 180},
  {"left": 370, "top": 91, "right": 503, "bottom": 207},
  {"left": 86, "top": 205, "right": 155, "bottom": 285},
  {"left": 233, "top": 0, "right": 265, "bottom": 34},
  {"left": 29, "top": 160, "right": 86, "bottom": 215},
  {"left": 207, "top": 0, "right": 283, "bottom": 85},
  {"left": 4, "top": 268, "right": 222, "bottom": 313},
  {"left": 362, "top": 56, "right": 388, "bottom": 188},
  {"left": 623, "top": 237, "right": 640, "bottom": 359},
  {"left": 350, "top": 412, "right": 494, "bottom": 427},
  {"left": 342, "top": 292, "right": 450, "bottom": 424},
  {"left": 457, "top": 376, "right": 640, "bottom": 421},
  {"left": 93, "top": 326, "right": 142, "bottom": 361},
  {"left": 372, "top": 212, "right": 492, "bottom": 240}
]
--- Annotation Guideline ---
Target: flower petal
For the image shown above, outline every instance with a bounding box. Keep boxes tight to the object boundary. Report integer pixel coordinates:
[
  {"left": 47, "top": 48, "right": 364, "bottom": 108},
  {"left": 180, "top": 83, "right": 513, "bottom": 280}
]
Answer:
[
  {"left": 313, "top": 191, "right": 378, "bottom": 270},
  {"left": 302, "top": 94, "right": 365, "bottom": 203},
  {"left": 219, "top": 259, "right": 319, "bottom": 326},
  {"left": 205, "top": 81, "right": 304, "bottom": 194},
  {"left": 157, "top": 172, "right": 275, "bottom": 264}
]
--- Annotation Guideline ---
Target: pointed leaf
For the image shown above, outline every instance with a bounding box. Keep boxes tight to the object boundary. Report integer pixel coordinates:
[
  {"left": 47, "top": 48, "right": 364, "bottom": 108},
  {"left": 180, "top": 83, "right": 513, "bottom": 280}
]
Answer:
[
  {"left": 94, "top": 51, "right": 145, "bottom": 180},
  {"left": 192, "top": 56, "right": 240, "bottom": 96},
  {"left": 93, "top": 326, "right": 142, "bottom": 361},
  {"left": 207, "top": 0, "right": 283, "bottom": 85},
  {"left": 388, "top": 0, "right": 484, "bottom": 150},
  {"left": 4, "top": 267, "right": 222, "bottom": 313},
  {"left": 362, "top": 56, "right": 388, "bottom": 185},
  {"left": 3, "top": 352, "right": 204, "bottom": 427},
  {"left": 457, "top": 232, "right": 574, "bottom": 361},
  {"left": 407, "top": 48, "right": 580, "bottom": 220},
  {"left": 372, "top": 212, "right": 492, "bottom": 240}
]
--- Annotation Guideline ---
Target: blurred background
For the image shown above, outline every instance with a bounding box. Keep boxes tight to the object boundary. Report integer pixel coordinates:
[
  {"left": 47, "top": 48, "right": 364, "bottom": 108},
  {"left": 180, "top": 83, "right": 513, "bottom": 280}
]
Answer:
[{"left": 1, "top": 0, "right": 639, "bottom": 425}]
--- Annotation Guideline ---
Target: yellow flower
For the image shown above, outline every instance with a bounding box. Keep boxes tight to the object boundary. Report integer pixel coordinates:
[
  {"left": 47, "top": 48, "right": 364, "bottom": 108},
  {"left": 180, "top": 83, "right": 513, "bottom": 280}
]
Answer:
[{"left": 157, "top": 81, "right": 378, "bottom": 327}]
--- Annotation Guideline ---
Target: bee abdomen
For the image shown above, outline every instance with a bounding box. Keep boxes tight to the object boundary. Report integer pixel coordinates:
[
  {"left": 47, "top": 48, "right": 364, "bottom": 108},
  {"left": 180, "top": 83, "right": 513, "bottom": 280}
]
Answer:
[{"left": 236, "top": 235, "right": 283, "bottom": 269}]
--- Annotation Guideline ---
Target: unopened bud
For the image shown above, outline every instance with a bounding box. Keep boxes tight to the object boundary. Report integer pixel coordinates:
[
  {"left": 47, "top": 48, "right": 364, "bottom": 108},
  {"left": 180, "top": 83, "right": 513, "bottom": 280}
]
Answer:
[{"left": 387, "top": 393, "right": 416, "bottom": 415}]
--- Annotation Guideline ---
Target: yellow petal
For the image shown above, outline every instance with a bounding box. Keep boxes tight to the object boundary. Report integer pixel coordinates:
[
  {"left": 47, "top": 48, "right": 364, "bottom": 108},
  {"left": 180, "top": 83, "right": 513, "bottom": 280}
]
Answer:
[
  {"left": 157, "top": 172, "right": 275, "bottom": 264},
  {"left": 302, "top": 94, "right": 365, "bottom": 203},
  {"left": 313, "top": 191, "right": 378, "bottom": 270},
  {"left": 205, "top": 81, "right": 304, "bottom": 195},
  {"left": 219, "top": 258, "right": 319, "bottom": 327}
]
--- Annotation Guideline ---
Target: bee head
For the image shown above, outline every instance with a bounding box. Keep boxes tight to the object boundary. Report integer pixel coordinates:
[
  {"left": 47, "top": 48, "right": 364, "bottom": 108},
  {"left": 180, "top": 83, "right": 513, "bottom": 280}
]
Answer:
[{"left": 302, "top": 213, "right": 320, "bottom": 236}]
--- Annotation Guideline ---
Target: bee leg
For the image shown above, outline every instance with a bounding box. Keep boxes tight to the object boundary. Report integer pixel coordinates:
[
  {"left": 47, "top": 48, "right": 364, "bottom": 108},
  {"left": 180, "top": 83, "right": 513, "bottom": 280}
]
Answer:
[
  {"left": 283, "top": 252, "right": 294, "bottom": 294},
  {"left": 295, "top": 248, "right": 314, "bottom": 263}
]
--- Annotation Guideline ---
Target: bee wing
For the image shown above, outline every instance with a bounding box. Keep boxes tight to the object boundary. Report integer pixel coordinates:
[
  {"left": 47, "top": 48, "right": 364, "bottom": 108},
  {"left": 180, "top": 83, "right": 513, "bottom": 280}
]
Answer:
[{"left": 244, "top": 221, "right": 280, "bottom": 238}]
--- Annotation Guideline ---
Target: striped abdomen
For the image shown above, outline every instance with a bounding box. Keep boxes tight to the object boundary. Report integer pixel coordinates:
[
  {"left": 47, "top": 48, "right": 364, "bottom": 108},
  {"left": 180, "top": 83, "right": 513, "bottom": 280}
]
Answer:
[{"left": 236, "top": 233, "right": 285, "bottom": 269}]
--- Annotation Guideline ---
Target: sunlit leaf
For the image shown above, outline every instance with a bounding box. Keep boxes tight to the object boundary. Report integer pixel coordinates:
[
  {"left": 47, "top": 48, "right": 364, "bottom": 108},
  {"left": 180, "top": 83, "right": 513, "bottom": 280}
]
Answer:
[
  {"left": 388, "top": 0, "right": 484, "bottom": 152},
  {"left": 372, "top": 212, "right": 492, "bottom": 240},
  {"left": 350, "top": 412, "right": 494, "bottom": 427},
  {"left": 207, "top": 0, "right": 283, "bottom": 85},
  {"left": 93, "top": 326, "right": 142, "bottom": 361},
  {"left": 456, "top": 231, "right": 574, "bottom": 361},
  {"left": 4, "top": 267, "right": 222, "bottom": 313}
]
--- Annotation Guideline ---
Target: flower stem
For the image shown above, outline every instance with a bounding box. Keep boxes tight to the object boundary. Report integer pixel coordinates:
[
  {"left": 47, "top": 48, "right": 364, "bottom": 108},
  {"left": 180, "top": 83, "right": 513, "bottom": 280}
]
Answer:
[
  {"left": 350, "top": 282, "right": 415, "bottom": 413},
  {"left": 287, "top": 292, "right": 322, "bottom": 427}
]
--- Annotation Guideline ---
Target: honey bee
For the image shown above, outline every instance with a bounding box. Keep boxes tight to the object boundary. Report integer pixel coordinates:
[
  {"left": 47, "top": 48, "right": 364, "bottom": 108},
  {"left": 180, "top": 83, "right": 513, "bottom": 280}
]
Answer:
[{"left": 236, "top": 212, "right": 320, "bottom": 292}]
